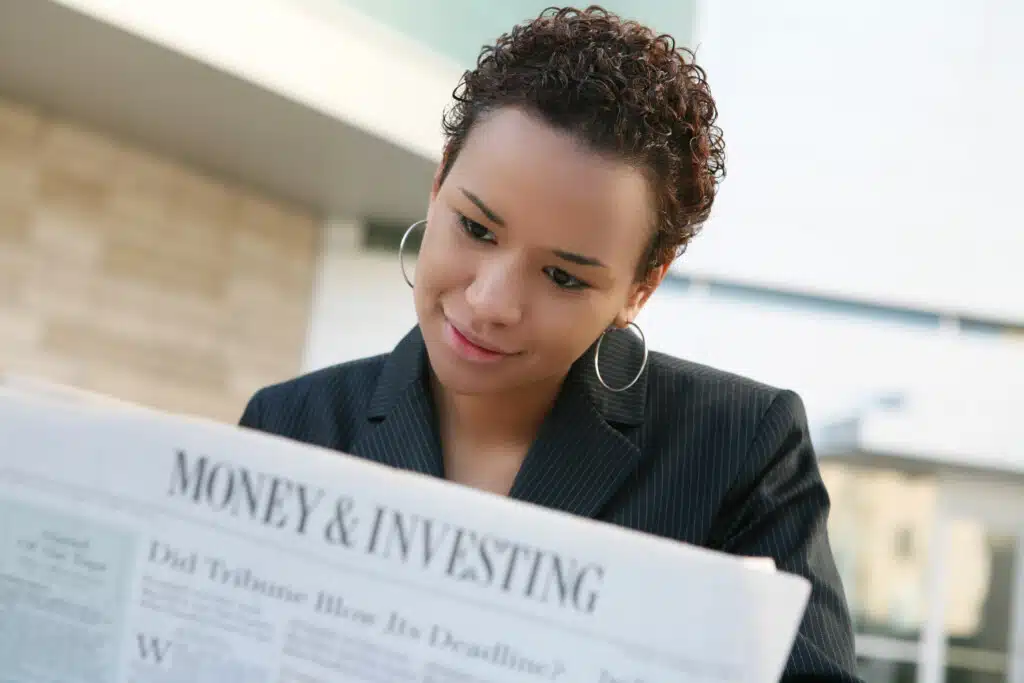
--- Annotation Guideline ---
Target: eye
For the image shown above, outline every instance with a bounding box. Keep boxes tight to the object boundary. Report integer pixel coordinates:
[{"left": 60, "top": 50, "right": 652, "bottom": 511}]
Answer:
[
  {"left": 543, "top": 266, "right": 589, "bottom": 290},
  {"left": 458, "top": 214, "right": 496, "bottom": 243}
]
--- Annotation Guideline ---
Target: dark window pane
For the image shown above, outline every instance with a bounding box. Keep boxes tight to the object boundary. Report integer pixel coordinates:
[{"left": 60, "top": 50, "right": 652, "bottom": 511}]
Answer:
[
  {"left": 944, "top": 527, "right": 1016, "bottom": 655},
  {"left": 856, "top": 657, "right": 916, "bottom": 683},
  {"left": 944, "top": 668, "right": 1005, "bottom": 683}
]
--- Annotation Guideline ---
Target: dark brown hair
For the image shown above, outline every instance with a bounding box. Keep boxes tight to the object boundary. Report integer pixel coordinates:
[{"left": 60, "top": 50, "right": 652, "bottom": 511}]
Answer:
[{"left": 440, "top": 5, "right": 726, "bottom": 278}]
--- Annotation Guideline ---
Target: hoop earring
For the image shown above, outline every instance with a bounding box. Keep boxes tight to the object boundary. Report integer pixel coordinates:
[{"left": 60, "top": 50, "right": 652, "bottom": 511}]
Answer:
[
  {"left": 399, "top": 219, "right": 427, "bottom": 288},
  {"left": 593, "top": 321, "right": 648, "bottom": 393}
]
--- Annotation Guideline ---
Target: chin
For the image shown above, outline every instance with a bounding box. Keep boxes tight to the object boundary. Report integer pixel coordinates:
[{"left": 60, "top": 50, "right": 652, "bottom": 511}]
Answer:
[
  {"left": 434, "top": 373, "right": 505, "bottom": 397},
  {"left": 422, "top": 340, "right": 518, "bottom": 396}
]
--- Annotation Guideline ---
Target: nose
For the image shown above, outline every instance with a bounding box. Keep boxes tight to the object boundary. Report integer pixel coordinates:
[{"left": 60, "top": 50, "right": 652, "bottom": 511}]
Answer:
[{"left": 464, "top": 255, "right": 524, "bottom": 327}]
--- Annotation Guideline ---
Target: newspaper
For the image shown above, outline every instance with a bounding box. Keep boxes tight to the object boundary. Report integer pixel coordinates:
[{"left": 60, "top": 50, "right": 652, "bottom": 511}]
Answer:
[{"left": 0, "top": 383, "right": 811, "bottom": 683}]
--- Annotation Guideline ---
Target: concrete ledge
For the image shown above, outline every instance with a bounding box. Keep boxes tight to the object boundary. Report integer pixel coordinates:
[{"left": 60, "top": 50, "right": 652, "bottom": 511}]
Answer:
[{"left": 0, "top": 0, "right": 446, "bottom": 223}]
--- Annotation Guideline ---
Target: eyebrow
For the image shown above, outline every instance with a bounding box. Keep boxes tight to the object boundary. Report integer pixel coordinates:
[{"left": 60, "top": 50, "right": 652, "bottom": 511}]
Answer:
[
  {"left": 459, "top": 187, "right": 606, "bottom": 269},
  {"left": 460, "top": 188, "right": 504, "bottom": 226},
  {"left": 553, "top": 250, "right": 607, "bottom": 268}
]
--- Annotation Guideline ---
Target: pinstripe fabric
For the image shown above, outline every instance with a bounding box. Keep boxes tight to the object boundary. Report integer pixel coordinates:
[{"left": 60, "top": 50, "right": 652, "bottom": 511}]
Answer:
[{"left": 240, "top": 326, "right": 861, "bottom": 682}]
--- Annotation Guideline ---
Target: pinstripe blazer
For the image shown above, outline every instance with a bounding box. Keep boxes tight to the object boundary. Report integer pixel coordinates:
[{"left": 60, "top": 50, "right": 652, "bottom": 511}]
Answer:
[{"left": 239, "top": 326, "right": 860, "bottom": 682}]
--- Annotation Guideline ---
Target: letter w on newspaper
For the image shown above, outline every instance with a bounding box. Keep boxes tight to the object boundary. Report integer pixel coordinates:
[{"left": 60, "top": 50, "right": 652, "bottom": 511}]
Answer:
[{"left": 0, "top": 381, "right": 810, "bottom": 683}]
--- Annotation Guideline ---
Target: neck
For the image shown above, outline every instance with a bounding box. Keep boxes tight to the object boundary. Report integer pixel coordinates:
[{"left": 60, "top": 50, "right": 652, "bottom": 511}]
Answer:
[{"left": 431, "top": 372, "right": 566, "bottom": 446}]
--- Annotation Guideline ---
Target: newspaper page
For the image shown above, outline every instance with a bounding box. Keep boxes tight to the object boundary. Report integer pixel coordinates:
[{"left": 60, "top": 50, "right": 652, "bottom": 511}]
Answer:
[
  {"left": 0, "top": 373, "right": 147, "bottom": 410},
  {"left": 0, "top": 387, "right": 811, "bottom": 683}
]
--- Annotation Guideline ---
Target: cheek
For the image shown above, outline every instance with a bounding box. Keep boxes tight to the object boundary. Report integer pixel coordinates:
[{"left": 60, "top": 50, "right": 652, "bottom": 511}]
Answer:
[
  {"left": 416, "top": 220, "right": 471, "bottom": 292},
  {"left": 529, "top": 297, "right": 613, "bottom": 359}
]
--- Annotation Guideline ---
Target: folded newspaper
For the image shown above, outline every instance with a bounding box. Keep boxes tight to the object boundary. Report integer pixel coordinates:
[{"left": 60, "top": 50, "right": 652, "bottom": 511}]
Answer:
[{"left": 0, "top": 377, "right": 811, "bottom": 683}]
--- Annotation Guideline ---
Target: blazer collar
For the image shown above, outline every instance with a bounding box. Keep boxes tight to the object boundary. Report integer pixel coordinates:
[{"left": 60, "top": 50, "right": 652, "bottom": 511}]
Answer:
[
  {"left": 354, "top": 326, "right": 649, "bottom": 518},
  {"left": 365, "top": 326, "right": 430, "bottom": 421},
  {"left": 359, "top": 327, "right": 444, "bottom": 477},
  {"left": 365, "top": 326, "right": 648, "bottom": 426},
  {"left": 574, "top": 326, "right": 648, "bottom": 427}
]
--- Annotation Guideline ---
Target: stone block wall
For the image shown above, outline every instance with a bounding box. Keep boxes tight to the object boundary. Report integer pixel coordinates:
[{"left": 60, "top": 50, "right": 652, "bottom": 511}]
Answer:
[{"left": 0, "top": 96, "right": 319, "bottom": 422}]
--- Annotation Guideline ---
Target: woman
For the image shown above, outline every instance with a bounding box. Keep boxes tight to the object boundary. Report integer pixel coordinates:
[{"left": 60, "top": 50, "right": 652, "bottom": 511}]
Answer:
[{"left": 240, "top": 6, "right": 859, "bottom": 681}]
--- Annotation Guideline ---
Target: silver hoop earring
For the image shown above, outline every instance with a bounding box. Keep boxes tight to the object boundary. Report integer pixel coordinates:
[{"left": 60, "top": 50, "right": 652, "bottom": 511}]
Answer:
[
  {"left": 593, "top": 321, "right": 648, "bottom": 393},
  {"left": 399, "top": 219, "right": 427, "bottom": 288}
]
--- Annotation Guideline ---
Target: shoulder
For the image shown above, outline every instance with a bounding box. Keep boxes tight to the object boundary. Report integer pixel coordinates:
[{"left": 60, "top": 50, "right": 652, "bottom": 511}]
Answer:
[
  {"left": 644, "top": 356, "right": 857, "bottom": 678},
  {"left": 645, "top": 350, "right": 800, "bottom": 427},
  {"left": 238, "top": 353, "right": 388, "bottom": 441},
  {"left": 639, "top": 351, "right": 812, "bottom": 494}
]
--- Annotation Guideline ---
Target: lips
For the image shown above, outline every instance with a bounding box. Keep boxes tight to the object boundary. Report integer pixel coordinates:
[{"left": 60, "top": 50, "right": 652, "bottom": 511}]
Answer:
[
  {"left": 443, "top": 318, "right": 516, "bottom": 363},
  {"left": 448, "top": 321, "right": 510, "bottom": 355}
]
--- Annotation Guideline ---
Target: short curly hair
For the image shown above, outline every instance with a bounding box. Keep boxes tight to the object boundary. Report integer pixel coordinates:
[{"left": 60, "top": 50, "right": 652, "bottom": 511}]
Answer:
[{"left": 440, "top": 5, "right": 726, "bottom": 279}]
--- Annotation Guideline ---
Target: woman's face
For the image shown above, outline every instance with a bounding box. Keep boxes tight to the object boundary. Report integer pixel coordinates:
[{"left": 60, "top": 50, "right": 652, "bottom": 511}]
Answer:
[{"left": 414, "top": 107, "right": 665, "bottom": 396}]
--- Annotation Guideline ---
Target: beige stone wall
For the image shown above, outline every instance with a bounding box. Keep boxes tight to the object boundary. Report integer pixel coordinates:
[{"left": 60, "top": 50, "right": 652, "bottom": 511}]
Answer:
[{"left": 0, "top": 96, "right": 319, "bottom": 423}]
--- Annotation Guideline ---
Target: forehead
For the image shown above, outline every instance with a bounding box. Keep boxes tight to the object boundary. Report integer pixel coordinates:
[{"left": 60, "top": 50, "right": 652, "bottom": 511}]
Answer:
[{"left": 445, "top": 108, "right": 653, "bottom": 265}]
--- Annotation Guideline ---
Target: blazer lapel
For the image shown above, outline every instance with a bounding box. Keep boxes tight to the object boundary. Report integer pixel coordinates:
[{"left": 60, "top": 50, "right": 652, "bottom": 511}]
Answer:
[
  {"left": 350, "top": 327, "right": 445, "bottom": 478},
  {"left": 352, "top": 324, "right": 651, "bottom": 520},
  {"left": 508, "top": 328, "right": 649, "bottom": 519}
]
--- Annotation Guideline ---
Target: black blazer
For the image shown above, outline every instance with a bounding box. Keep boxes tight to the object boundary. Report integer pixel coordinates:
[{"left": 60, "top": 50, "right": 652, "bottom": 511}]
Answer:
[{"left": 239, "top": 326, "right": 860, "bottom": 682}]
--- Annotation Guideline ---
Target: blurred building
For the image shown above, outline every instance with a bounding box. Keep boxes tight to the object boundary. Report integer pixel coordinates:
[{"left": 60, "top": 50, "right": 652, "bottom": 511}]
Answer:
[{"left": 0, "top": 2, "right": 1021, "bottom": 682}]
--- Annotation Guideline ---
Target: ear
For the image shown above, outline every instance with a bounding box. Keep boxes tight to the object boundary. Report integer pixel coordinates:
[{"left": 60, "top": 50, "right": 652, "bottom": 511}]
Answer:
[{"left": 613, "top": 263, "right": 671, "bottom": 327}]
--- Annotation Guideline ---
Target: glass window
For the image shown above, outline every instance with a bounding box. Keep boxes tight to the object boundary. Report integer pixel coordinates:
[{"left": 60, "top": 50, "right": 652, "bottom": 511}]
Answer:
[
  {"left": 942, "top": 526, "right": 1017, "bottom": 683},
  {"left": 856, "top": 657, "right": 916, "bottom": 683},
  {"left": 944, "top": 669, "right": 1004, "bottom": 683},
  {"left": 335, "top": 0, "right": 697, "bottom": 67}
]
